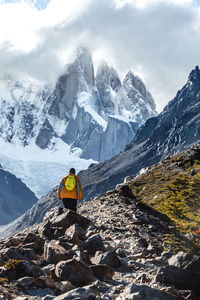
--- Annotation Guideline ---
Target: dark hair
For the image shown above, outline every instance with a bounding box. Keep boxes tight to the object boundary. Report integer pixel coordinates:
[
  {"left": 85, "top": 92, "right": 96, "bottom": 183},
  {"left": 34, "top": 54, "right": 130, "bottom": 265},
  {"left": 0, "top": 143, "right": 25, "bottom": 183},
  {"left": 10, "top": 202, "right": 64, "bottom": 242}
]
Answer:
[{"left": 69, "top": 168, "right": 75, "bottom": 174}]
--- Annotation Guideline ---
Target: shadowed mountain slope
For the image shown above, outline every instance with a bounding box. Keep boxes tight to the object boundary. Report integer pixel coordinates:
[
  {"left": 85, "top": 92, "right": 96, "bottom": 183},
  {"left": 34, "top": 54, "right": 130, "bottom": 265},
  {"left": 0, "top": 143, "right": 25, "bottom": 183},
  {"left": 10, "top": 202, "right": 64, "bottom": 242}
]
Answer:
[
  {"left": 0, "top": 167, "right": 37, "bottom": 225},
  {"left": 79, "top": 66, "right": 200, "bottom": 201}
]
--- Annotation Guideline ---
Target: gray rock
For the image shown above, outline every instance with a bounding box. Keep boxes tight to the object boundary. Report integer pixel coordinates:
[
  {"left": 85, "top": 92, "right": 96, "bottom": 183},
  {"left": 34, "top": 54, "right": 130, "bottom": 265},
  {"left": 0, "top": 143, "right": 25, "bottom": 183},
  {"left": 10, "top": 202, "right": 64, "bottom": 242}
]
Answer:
[
  {"left": 22, "top": 248, "right": 36, "bottom": 260},
  {"left": 56, "top": 281, "right": 75, "bottom": 293},
  {"left": 26, "top": 287, "right": 55, "bottom": 297},
  {"left": 156, "top": 265, "right": 200, "bottom": 290},
  {"left": 90, "top": 264, "right": 114, "bottom": 280},
  {"left": 116, "top": 284, "right": 177, "bottom": 299},
  {"left": 83, "top": 234, "right": 105, "bottom": 256},
  {"left": 0, "top": 246, "right": 25, "bottom": 263},
  {"left": 17, "top": 276, "right": 35, "bottom": 287},
  {"left": 38, "top": 221, "right": 54, "bottom": 240},
  {"left": 92, "top": 251, "right": 121, "bottom": 268},
  {"left": 42, "top": 264, "right": 55, "bottom": 276},
  {"left": 43, "top": 206, "right": 64, "bottom": 223},
  {"left": 3, "top": 237, "right": 21, "bottom": 247},
  {"left": 53, "top": 283, "right": 99, "bottom": 300},
  {"left": 22, "top": 232, "right": 44, "bottom": 246},
  {"left": 55, "top": 258, "right": 95, "bottom": 286},
  {"left": 168, "top": 251, "right": 200, "bottom": 273},
  {"left": 65, "top": 223, "right": 86, "bottom": 244},
  {"left": 51, "top": 210, "right": 90, "bottom": 231},
  {"left": 42, "top": 296, "right": 55, "bottom": 300},
  {"left": 168, "top": 251, "right": 193, "bottom": 268},
  {"left": 73, "top": 249, "right": 92, "bottom": 265},
  {"left": 16, "top": 260, "right": 44, "bottom": 279},
  {"left": 116, "top": 183, "right": 134, "bottom": 199},
  {"left": 44, "top": 240, "right": 72, "bottom": 264},
  {"left": 36, "top": 118, "right": 54, "bottom": 149}
]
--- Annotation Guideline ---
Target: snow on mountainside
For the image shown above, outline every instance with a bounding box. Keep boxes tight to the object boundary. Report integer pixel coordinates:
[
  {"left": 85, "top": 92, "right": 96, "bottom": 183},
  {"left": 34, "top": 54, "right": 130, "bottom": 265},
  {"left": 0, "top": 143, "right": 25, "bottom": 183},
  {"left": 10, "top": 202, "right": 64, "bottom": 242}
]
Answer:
[
  {"left": 42, "top": 47, "right": 157, "bottom": 161},
  {"left": 0, "top": 137, "right": 94, "bottom": 198},
  {"left": 0, "top": 47, "right": 156, "bottom": 197},
  {"left": 0, "top": 74, "right": 51, "bottom": 145}
]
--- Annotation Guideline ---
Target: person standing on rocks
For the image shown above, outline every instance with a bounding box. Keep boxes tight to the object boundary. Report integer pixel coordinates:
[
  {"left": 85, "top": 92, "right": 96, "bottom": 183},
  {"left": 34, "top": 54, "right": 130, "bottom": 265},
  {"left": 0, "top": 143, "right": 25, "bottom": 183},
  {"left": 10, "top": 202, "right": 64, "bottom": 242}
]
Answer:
[{"left": 57, "top": 168, "right": 82, "bottom": 212}]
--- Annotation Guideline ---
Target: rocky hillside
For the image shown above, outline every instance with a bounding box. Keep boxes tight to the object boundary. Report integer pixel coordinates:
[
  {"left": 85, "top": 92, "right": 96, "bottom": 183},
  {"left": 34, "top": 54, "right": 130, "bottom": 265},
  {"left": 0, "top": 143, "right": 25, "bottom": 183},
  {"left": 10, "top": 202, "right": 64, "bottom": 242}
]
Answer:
[
  {"left": 0, "top": 166, "right": 37, "bottom": 225},
  {"left": 129, "top": 143, "right": 200, "bottom": 240},
  {"left": 1, "top": 182, "right": 200, "bottom": 299},
  {"left": 3, "top": 140, "right": 200, "bottom": 241},
  {"left": 78, "top": 65, "right": 200, "bottom": 201}
]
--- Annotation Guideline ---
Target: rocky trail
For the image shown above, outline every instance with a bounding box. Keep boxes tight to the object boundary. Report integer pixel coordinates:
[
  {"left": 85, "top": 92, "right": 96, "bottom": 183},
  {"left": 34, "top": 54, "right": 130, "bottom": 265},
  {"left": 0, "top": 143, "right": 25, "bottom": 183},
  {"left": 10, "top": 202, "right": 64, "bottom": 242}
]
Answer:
[{"left": 0, "top": 184, "right": 200, "bottom": 299}]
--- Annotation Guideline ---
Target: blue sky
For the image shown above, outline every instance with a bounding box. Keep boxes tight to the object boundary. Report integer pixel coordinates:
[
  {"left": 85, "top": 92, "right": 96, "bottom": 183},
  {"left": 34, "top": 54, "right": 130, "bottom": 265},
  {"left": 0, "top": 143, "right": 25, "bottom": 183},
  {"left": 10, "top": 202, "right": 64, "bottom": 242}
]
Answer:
[
  {"left": 3, "top": 0, "right": 50, "bottom": 9},
  {"left": 0, "top": 0, "right": 200, "bottom": 111}
]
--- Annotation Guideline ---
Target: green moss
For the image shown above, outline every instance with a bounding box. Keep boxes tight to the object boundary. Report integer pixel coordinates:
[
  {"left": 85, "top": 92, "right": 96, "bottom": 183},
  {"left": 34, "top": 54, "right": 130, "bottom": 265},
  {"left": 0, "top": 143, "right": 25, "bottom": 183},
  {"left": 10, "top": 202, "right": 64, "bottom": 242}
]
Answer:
[
  {"left": 3, "top": 259, "right": 21, "bottom": 270},
  {"left": 129, "top": 147, "right": 200, "bottom": 252},
  {"left": 0, "top": 277, "right": 8, "bottom": 285}
]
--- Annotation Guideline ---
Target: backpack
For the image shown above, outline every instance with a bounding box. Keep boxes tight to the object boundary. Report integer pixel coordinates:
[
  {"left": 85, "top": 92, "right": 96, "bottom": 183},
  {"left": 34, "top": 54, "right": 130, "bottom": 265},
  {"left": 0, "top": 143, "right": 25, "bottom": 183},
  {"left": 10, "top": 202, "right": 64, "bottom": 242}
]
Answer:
[{"left": 65, "top": 175, "right": 76, "bottom": 191}]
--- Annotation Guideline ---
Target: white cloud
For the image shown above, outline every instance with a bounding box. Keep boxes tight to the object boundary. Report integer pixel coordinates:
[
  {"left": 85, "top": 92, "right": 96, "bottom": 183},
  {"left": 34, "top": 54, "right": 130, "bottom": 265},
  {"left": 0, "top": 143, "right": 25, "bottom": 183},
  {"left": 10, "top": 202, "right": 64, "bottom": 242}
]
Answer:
[
  {"left": 0, "top": 0, "right": 199, "bottom": 112},
  {"left": 0, "top": 0, "right": 92, "bottom": 51}
]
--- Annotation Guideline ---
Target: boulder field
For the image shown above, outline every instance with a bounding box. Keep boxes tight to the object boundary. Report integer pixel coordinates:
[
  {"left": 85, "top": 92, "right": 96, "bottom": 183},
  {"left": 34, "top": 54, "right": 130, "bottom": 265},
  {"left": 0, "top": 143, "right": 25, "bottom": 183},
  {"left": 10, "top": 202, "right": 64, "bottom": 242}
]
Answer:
[{"left": 0, "top": 184, "right": 200, "bottom": 299}]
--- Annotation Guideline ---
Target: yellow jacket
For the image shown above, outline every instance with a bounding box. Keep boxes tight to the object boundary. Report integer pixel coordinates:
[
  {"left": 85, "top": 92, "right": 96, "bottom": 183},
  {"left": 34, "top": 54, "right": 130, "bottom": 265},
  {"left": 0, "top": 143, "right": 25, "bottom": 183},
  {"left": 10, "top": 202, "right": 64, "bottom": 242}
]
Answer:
[{"left": 57, "top": 175, "right": 82, "bottom": 200}]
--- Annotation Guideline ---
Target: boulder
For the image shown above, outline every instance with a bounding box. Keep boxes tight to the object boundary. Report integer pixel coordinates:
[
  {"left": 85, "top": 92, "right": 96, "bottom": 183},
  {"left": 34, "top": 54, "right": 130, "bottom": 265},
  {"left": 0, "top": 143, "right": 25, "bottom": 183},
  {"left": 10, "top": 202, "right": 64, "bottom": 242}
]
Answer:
[
  {"left": 73, "top": 249, "right": 92, "bottom": 265},
  {"left": 92, "top": 251, "right": 121, "bottom": 268},
  {"left": 17, "top": 276, "right": 35, "bottom": 287},
  {"left": 15, "top": 260, "right": 44, "bottom": 279},
  {"left": 57, "top": 281, "right": 75, "bottom": 293},
  {"left": 0, "top": 266, "right": 17, "bottom": 281},
  {"left": 90, "top": 264, "right": 114, "bottom": 280},
  {"left": 156, "top": 265, "right": 200, "bottom": 290},
  {"left": 38, "top": 221, "right": 54, "bottom": 240},
  {"left": 44, "top": 240, "right": 73, "bottom": 264},
  {"left": 53, "top": 283, "right": 99, "bottom": 300},
  {"left": 51, "top": 210, "right": 90, "bottom": 231},
  {"left": 21, "top": 242, "right": 40, "bottom": 253},
  {"left": 55, "top": 258, "right": 95, "bottom": 286},
  {"left": 44, "top": 276, "right": 58, "bottom": 289},
  {"left": 42, "top": 264, "right": 55, "bottom": 276},
  {"left": 43, "top": 206, "right": 64, "bottom": 223},
  {"left": 83, "top": 234, "right": 105, "bottom": 256},
  {"left": 116, "top": 183, "right": 134, "bottom": 199},
  {"left": 21, "top": 232, "right": 44, "bottom": 248},
  {"left": 168, "top": 251, "right": 200, "bottom": 273},
  {"left": 116, "top": 284, "right": 177, "bottom": 299},
  {"left": 3, "top": 237, "right": 21, "bottom": 247},
  {"left": 21, "top": 248, "right": 35, "bottom": 260},
  {"left": 65, "top": 223, "right": 86, "bottom": 244},
  {"left": 0, "top": 247, "right": 25, "bottom": 264}
]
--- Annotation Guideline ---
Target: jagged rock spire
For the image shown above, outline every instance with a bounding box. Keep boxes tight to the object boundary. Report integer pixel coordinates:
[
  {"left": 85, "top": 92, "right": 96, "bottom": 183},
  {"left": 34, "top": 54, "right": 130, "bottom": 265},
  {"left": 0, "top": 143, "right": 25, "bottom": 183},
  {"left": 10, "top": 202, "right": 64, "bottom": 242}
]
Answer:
[{"left": 188, "top": 65, "right": 200, "bottom": 84}]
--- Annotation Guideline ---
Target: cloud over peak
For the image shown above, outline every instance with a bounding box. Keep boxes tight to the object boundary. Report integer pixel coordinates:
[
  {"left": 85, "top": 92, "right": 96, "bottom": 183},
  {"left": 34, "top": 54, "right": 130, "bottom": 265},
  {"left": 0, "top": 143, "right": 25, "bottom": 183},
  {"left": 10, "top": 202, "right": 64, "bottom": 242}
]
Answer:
[{"left": 0, "top": 0, "right": 199, "bottom": 111}]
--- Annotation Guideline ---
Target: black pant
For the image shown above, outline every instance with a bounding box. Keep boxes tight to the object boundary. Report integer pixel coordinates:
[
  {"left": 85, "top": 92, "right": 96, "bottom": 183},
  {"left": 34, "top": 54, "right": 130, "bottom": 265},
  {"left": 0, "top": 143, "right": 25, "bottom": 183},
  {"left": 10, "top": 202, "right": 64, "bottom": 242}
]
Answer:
[{"left": 62, "top": 198, "right": 77, "bottom": 212}]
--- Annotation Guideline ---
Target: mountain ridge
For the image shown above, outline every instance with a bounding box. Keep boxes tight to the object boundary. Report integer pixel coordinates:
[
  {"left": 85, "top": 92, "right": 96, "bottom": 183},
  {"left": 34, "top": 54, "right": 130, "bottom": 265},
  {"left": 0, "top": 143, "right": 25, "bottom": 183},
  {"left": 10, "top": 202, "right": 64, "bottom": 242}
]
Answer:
[
  {"left": 0, "top": 167, "right": 37, "bottom": 226},
  {"left": 0, "top": 47, "right": 156, "bottom": 199},
  {"left": 1, "top": 152, "right": 200, "bottom": 299},
  {"left": 79, "top": 64, "right": 200, "bottom": 200},
  {"left": 1, "top": 65, "right": 199, "bottom": 237}
]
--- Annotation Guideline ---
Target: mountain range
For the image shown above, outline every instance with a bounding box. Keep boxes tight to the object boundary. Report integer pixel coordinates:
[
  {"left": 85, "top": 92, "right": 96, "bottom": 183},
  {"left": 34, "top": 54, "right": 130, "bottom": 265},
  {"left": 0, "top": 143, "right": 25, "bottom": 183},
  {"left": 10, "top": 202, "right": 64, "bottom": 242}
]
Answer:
[
  {"left": 1, "top": 65, "right": 200, "bottom": 238},
  {"left": 0, "top": 47, "right": 156, "bottom": 198},
  {"left": 80, "top": 65, "right": 200, "bottom": 201}
]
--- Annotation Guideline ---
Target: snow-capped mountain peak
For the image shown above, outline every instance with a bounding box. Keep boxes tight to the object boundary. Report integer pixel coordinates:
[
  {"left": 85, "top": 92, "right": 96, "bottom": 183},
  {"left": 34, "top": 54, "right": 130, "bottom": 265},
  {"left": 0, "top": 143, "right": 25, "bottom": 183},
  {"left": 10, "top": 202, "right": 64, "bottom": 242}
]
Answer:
[{"left": 0, "top": 47, "right": 157, "bottom": 198}]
